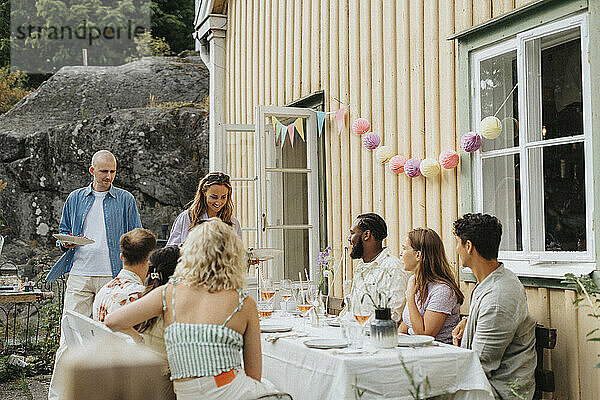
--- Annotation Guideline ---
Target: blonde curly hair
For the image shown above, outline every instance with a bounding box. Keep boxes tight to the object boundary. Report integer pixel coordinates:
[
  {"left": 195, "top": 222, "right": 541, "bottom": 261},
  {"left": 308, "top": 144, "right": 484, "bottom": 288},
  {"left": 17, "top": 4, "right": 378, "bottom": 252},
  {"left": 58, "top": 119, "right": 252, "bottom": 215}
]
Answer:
[{"left": 172, "top": 218, "right": 246, "bottom": 292}]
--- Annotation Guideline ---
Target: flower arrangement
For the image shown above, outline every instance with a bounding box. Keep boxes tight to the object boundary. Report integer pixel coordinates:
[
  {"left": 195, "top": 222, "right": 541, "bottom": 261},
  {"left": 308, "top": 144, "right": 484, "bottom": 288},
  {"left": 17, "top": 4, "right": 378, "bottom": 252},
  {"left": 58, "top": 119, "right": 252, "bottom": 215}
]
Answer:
[
  {"left": 359, "top": 269, "right": 394, "bottom": 310},
  {"left": 317, "top": 246, "right": 334, "bottom": 294}
]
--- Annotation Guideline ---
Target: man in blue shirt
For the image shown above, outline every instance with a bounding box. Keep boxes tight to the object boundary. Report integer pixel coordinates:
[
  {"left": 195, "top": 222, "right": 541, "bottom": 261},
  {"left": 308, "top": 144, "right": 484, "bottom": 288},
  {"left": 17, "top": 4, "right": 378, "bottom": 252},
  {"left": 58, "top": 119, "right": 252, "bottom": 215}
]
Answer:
[{"left": 48, "top": 150, "right": 142, "bottom": 400}]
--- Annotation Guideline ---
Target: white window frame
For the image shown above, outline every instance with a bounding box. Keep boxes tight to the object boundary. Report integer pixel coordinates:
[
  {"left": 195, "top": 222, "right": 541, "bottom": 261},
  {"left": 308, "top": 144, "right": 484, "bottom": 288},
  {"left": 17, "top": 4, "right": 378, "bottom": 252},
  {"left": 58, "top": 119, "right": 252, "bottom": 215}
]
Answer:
[{"left": 470, "top": 13, "right": 595, "bottom": 278}]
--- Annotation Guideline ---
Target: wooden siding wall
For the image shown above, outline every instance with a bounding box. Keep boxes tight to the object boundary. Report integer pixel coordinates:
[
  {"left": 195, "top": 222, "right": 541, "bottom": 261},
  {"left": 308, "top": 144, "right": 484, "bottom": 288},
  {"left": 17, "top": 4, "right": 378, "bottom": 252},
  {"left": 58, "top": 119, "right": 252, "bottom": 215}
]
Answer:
[
  {"left": 224, "top": 0, "right": 537, "bottom": 287},
  {"left": 222, "top": 0, "right": 600, "bottom": 398}
]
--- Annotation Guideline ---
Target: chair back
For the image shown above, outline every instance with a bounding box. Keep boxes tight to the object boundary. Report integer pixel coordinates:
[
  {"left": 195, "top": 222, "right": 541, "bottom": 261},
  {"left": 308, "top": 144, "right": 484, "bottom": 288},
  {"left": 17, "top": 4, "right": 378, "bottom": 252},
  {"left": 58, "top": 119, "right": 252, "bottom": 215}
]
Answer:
[
  {"left": 252, "top": 394, "right": 293, "bottom": 400},
  {"left": 63, "top": 310, "right": 135, "bottom": 347}
]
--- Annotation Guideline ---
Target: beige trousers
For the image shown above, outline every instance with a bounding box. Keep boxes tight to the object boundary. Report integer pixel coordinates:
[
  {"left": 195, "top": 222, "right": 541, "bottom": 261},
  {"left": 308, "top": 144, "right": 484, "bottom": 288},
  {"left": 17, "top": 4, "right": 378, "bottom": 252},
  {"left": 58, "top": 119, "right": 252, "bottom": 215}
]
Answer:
[{"left": 48, "top": 275, "right": 112, "bottom": 400}]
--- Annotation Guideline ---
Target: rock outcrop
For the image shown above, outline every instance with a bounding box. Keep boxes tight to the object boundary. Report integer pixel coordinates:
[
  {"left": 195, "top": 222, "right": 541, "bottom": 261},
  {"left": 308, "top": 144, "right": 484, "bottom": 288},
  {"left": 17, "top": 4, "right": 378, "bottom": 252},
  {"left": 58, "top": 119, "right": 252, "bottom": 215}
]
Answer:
[{"left": 0, "top": 56, "right": 209, "bottom": 266}]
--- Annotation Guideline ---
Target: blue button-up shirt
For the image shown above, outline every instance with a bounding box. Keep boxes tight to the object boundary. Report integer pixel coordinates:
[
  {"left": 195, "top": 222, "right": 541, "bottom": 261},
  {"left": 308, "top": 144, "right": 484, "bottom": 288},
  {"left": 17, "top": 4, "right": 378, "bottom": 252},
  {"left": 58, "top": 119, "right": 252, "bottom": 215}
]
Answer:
[{"left": 46, "top": 183, "right": 143, "bottom": 282}]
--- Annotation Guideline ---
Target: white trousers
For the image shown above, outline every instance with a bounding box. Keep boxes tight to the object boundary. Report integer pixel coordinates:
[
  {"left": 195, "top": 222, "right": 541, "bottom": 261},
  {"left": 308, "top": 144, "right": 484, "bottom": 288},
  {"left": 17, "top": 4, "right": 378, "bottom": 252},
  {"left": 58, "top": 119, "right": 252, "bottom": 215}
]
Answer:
[
  {"left": 48, "top": 275, "right": 112, "bottom": 400},
  {"left": 173, "top": 370, "right": 275, "bottom": 400}
]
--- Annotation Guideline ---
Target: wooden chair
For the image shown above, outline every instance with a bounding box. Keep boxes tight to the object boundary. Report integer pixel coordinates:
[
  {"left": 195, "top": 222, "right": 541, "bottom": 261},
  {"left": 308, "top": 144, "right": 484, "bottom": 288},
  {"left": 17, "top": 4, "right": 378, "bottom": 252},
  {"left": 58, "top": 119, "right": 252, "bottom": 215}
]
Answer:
[
  {"left": 534, "top": 324, "right": 556, "bottom": 399},
  {"left": 324, "top": 295, "right": 344, "bottom": 316}
]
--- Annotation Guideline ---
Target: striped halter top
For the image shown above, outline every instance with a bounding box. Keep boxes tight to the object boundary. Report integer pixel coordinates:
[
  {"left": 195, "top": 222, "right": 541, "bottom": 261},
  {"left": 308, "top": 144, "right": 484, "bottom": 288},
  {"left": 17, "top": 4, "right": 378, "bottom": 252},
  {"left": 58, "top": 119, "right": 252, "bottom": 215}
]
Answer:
[{"left": 162, "top": 280, "right": 247, "bottom": 380}]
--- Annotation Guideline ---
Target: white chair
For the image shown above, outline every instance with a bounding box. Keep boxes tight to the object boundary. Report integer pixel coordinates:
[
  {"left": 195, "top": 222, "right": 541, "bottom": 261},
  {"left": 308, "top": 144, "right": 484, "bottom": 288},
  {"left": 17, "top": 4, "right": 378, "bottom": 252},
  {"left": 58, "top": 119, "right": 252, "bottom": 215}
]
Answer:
[{"left": 63, "top": 310, "right": 136, "bottom": 347}]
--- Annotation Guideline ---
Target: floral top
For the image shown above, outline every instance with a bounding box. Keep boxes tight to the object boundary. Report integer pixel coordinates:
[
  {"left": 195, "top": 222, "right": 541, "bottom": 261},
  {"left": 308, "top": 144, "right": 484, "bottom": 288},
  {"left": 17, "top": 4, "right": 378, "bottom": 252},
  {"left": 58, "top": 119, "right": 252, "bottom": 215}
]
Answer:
[
  {"left": 350, "top": 248, "right": 410, "bottom": 322},
  {"left": 92, "top": 269, "right": 146, "bottom": 322}
]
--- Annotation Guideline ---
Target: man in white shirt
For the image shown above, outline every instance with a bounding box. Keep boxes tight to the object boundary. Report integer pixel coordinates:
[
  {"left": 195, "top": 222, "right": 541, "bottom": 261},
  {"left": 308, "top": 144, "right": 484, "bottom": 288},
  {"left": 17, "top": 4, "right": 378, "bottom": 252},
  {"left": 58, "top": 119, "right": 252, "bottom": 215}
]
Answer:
[
  {"left": 347, "top": 213, "right": 409, "bottom": 322},
  {"left": 48, "top": 150, "right": 142, "bottom": 400}
]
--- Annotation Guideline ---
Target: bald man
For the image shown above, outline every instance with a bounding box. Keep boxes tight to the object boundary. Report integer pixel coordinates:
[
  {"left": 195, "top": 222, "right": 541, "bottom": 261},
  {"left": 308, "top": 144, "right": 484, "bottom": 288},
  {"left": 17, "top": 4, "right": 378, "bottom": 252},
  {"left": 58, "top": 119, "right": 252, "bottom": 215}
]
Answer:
[{"left": 47, "top": 150, "right": 142, "bottom": 400}]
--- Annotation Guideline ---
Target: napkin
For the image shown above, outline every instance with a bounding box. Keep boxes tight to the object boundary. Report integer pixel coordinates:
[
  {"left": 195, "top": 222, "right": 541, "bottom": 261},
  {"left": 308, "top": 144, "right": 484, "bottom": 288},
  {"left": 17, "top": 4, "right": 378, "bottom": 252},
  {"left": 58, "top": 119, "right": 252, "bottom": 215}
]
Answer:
[{"left": 264, "top": 332, "right": 308, "bottom": 343}]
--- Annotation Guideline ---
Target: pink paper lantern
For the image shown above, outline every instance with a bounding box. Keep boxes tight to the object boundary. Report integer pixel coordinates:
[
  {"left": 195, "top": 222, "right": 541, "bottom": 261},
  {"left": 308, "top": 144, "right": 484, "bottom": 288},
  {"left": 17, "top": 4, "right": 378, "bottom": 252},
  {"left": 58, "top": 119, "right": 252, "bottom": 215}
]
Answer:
[
  {"left": 362, "top": 132, "right": 381, "bottom": 150},
  {"left": 389, "top": 155, "right": 407, "bottom": 174},
  {"left": 461, "top": 132, "right": 482, "bottom": 153},
  {"left": 404, "top": 158, "right": 421, "bottom": 178},
  {"left": 352, "top": 118, "right": 371, "bottom": 135},
  {"left": 439, "top": 150, "right": 459, "bottom": 169}
]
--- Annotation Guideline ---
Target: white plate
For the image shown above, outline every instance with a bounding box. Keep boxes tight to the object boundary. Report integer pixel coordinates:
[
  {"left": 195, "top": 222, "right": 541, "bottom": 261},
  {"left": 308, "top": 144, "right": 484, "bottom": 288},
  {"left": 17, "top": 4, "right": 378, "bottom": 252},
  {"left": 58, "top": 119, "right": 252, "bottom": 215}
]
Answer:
[
  {"left": 250, "top": 248, "right": 283, "bottom": 261},
  {"left": 260, "top": 324, "right": 293, "bottom": 333},
  {"left": 397, "top": 334, "right": 434, "bottom": 347},
  {"left": 304, "top": 338, "right": 348, "bottom": 349},
  {"left": 326, "top": 319, "right": 341, "bottom": 327},
  {"left": 53, "top": 234, "right": 95, "bottom": 246}
]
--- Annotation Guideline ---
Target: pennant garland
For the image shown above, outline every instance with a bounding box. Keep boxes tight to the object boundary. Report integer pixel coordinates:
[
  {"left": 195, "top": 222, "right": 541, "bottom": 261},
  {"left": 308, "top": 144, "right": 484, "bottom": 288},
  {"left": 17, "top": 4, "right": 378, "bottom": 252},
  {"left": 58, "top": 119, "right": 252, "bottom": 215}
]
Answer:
[{"left": 269, "top": 105, "right": 350, "bottom": 149}]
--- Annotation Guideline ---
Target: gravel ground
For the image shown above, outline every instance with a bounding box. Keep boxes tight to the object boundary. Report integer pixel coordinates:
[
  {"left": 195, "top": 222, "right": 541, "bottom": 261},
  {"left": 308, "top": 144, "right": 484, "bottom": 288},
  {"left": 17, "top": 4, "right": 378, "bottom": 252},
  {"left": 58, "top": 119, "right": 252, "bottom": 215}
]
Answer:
[{"left": 0, "top": 376, "right": 49, "bottom": 400}]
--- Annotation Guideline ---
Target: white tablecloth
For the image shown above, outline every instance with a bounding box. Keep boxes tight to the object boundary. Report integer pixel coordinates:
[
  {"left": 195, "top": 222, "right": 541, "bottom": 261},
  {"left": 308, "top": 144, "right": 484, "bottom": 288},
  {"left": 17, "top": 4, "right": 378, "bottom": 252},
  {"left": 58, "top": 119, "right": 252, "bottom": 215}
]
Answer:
[{"left": 261, "top": 317, "right": 494, "bottom": 400}]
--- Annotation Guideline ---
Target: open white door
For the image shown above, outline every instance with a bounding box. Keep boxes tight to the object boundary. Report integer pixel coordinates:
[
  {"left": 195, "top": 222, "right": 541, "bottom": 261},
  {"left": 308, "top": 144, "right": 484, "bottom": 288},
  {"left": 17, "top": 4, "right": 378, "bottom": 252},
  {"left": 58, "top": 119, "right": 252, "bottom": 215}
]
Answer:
[
  {"left": 254, "top": 106, "right": 320, "bottom": 282},
  {"left": 222, "top": 123, "right": 259, "bottom": 250}
]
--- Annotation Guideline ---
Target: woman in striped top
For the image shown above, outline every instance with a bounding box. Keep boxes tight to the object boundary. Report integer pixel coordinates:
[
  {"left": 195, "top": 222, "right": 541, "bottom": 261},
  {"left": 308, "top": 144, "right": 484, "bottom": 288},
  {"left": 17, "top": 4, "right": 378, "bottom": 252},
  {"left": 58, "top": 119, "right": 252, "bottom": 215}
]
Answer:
[{"left": 106, "top": 219, "right": 274, "bottom": 399}]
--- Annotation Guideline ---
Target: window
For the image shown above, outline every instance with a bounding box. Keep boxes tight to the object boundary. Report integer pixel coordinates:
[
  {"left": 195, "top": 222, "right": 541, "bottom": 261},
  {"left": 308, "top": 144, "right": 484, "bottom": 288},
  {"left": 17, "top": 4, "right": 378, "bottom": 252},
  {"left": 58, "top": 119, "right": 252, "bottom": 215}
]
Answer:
[{"left": 470, "top": 13, "right": 594, "bottom": 277}]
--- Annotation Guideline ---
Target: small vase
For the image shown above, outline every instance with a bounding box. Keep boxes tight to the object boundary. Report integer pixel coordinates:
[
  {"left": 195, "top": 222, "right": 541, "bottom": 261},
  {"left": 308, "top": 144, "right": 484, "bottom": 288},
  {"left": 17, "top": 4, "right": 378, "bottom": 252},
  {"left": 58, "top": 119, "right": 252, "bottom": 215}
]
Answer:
[{"left": 370, "top": 308, "right": 398, "bottom": 348}]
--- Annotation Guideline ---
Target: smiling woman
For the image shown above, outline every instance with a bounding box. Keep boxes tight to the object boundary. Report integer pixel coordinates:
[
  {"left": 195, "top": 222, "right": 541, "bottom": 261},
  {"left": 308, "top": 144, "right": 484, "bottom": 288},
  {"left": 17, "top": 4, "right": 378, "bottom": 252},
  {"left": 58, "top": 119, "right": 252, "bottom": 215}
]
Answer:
[{"left": 166, "top": 172, "right": 242, "bottom": 246}]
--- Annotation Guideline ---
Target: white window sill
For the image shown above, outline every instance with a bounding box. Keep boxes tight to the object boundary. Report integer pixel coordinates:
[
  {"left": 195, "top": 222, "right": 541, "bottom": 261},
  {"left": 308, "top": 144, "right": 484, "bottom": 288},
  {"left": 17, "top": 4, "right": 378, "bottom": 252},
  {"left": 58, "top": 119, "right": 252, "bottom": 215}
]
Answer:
[{"left": 460, "top": 260, "right": 596, "bottom": 281}]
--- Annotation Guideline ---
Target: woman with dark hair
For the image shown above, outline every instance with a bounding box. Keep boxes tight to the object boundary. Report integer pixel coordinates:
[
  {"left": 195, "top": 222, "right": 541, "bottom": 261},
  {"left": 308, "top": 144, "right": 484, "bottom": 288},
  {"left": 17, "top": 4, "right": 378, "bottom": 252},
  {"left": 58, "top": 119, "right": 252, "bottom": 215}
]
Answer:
[
  {"left": 398, "top": 228, "right": 463, "bottom": 344},
  {"left": 136, "top": 246, "right": 180, "bottom": 400},
  {"left": 166, "top": 172, "right": 242, "bottom": 246}
]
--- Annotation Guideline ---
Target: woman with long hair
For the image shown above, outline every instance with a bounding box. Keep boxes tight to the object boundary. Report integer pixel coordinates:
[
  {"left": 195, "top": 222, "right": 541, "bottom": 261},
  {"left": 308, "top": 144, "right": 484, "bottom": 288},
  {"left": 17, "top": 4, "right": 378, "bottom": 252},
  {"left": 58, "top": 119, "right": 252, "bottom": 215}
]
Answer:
[
  {"left": 166, "top": 172, "right": 242, "bottom": 246},
  {"left": 105, "top": 219, "right": 273, "bottom": 399},
  {"left": 398, "top": 228, "right": 463, "bottom": 344},
  {"left": 134, "top": 246, "right": 180, "bottom": 400}
]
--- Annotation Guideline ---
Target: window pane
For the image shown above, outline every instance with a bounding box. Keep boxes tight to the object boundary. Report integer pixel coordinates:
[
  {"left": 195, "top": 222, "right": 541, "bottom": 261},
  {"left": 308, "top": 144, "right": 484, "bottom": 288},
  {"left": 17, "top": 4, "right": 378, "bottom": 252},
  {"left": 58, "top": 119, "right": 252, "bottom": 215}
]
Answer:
[
  {"left": 528, "top": 142, "right": 586, "bottom": 252},
  {"left": 479, "top": 50, "right": 519, "bottom": 152},
  {"left": 264, "top": 228, "right": 310, "bottom": 281},
  {"left": 225, "top": 129, "right": 258, "bottom": 249},
  {"left": 264, "top": 171, "right": 308, "bottom": 226},
  {"left": 481, "top": 154, "right": 522, "bottom": 251},
  {"left": 265, "top": 116, "right": 308, "bottom": 169},
  {"left": 526, "top": 28, "right": 583, "bottom": 142}
]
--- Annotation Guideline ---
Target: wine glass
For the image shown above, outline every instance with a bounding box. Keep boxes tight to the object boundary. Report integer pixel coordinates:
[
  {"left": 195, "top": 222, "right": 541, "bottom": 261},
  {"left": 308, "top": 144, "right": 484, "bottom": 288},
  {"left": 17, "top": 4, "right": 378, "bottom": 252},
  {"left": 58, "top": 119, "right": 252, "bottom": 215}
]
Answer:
[
  {"left": 260, "top": 278, "right": 275, "bottom": 302},
  {"left": 257, "top": 301, "right": 274, "bottom": 319},
  {"left": 279, "top": 279, "right": 293, "bottom": 316},
  {"left": 352, "top": 295, "right": 372, "bottom": 328},
  {"left": 297, "top": 283, "right": 316, "bottom": 332}
]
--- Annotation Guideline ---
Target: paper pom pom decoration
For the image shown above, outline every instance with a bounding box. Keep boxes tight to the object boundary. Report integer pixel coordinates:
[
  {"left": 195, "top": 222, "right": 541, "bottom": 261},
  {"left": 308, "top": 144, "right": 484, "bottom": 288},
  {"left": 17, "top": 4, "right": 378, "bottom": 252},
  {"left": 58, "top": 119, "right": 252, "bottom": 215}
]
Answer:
[
  {"left": 375, "top": 145, "right": 394, "bottom": 164},
  {"left": 419, "top": 158, "right": 441, "bottom": 177},
  {"left": 439, "top": 150, "right": 459, "bottom": 169},
  {"left": 461, "top": 132, "right": 482, "bottom": 153},
  {"left": 362, "top": 132, "right": 381, "bottom": 150},
  {"left": 404, "top": 158, "right": 421, "bottom": 178},
  {"left": 389, "top": 155, "right": 407, "bottom": 174},
  {"left": 479, "top": 116, "right": 502, "bottom": 139},
  {"left": 352, "top": 118, "right": 371, "bottom": 135}
]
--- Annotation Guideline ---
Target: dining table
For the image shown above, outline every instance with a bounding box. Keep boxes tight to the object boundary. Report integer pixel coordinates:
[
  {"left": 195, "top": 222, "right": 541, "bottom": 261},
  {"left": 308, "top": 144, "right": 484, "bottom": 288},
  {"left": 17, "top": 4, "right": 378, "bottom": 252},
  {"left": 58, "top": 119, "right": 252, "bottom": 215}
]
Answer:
[{"left": 260, "top": 313, "right": 495, "bottom": 400}]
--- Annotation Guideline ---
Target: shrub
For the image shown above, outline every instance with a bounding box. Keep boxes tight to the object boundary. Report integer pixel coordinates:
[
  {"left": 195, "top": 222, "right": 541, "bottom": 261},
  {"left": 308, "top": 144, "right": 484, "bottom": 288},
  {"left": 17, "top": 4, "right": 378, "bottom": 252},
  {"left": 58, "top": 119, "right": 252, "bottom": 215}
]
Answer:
[{"left": 0, "top": 68, "right": 32, "bottom": 114}]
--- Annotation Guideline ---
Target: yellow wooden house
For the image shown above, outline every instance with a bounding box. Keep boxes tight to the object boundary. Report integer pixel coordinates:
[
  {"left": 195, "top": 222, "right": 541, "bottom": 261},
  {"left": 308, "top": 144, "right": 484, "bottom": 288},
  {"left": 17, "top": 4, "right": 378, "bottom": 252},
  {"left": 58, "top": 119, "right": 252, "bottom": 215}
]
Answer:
[{"left": 193, "top": 0, "right": 600, "bottom": 398}]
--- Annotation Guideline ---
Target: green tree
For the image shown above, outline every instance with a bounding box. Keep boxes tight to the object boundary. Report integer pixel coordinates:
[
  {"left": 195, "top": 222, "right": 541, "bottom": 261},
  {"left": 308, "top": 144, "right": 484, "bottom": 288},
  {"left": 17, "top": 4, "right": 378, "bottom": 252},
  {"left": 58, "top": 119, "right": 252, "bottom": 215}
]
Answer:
[
  {"left": 150, "top": 0, "right": 194, "bottom": 54},
  {"left": 0, "top": 0, "right": 9, "bottom": 68}
]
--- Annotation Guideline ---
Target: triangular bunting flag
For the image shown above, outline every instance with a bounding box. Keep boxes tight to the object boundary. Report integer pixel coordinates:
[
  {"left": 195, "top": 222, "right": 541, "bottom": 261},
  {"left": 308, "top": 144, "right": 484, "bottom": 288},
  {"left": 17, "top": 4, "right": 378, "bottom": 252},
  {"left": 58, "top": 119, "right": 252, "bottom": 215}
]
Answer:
[
  {"left": 294, "top": 118, "right": 305, "bottom": 142},
  {"left": 316, "top": 111, "right": 326, "bottom": 136},
  {"left": 287, "top": 124, "right": 295, "bottom": 148},
  {"left": 280, "top": 125, "right": 287, "bottom": 149},
  {"left": 335, "top": 107, "right": 347, "bottom": 134}
]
